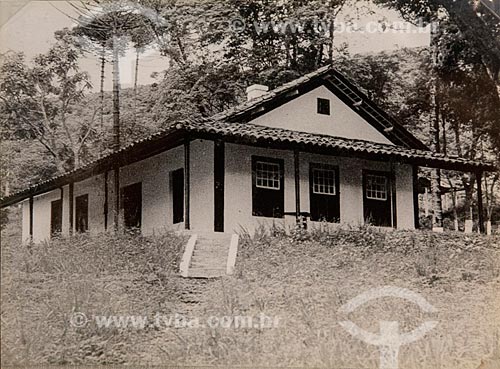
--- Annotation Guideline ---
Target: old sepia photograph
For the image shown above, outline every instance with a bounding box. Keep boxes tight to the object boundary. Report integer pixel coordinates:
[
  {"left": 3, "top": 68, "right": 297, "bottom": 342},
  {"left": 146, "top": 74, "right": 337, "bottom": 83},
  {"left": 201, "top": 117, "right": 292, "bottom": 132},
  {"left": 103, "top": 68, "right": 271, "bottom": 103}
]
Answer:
[{"left": 1, "top": 0, "right": 499, "bottom": 368}]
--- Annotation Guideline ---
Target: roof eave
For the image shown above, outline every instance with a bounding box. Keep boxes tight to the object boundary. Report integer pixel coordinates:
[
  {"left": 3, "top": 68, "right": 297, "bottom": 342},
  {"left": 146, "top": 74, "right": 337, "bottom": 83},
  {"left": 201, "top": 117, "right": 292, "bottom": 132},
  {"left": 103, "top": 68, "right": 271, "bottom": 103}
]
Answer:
[
  {"left": 0, "top": 128, "right": 189, "bottom": 208},
  {"left": 1, "top": 126, "right": 496, "bottom": 209}
]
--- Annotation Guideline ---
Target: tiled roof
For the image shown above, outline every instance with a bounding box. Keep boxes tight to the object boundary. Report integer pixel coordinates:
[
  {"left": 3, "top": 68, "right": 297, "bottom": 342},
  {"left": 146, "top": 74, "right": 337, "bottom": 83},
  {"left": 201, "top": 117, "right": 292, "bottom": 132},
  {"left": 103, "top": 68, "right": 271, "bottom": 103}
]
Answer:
[
  {"left": 180, "top": 119, "right": 495, "bottom": 170},
  {"left": 0, "top": 117, "right": 496, "bottom": 207}
]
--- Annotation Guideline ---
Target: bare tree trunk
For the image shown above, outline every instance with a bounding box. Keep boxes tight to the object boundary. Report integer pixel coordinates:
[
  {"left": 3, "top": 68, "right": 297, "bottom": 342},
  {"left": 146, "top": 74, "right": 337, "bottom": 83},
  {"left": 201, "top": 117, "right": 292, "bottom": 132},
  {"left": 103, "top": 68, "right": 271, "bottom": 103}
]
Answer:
[
  {"left": 100, "top": 45, "right": 106, "bottom": 130},
  {"left": 328, "top": 18, "right": 334, "bottom": 64},
  {"left": 133, "top": 48, "right": 140, "bottom": 124},
  {"left": 430, "top": 20, "right": 443, "bottom": 231},
  {"left": 431, "top": 170, "right": 443, "bottom": 230},
  {"left": 112, "top": 35, "right": 120, "bottom": 151},
  {"left": 315, "top": 44, "right": 323, "bottom": 69},
  {"left": 73, "top": 147, "right": 80, "bottom": 169},
  {"left": 431, "top": 78, "right": 443, "bottom": 231},
  {"left": 3, "top": 171, "right": 10, "bottom": 196}
]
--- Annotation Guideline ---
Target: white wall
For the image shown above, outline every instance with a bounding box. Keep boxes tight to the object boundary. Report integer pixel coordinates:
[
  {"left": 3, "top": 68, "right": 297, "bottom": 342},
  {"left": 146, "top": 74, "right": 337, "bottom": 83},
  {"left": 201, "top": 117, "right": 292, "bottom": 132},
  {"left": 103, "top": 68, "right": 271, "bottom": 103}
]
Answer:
[
  {"left": 21, "top": 199, "right": 30, "bottom": 244},
  {"left": 190, "top": 139, "right": 215, "bottom": 231},
  {"left": 61, "top": 184, "right": 70, "bottom": 236},
  {"left": 251, "top": 85, "right": 394, "bottom": 145},
  {"left": 112, "top": 139, "right": 214, "bottom": 234},
  {"left": 22, "top": 144, "right": 191, "bottom": 242},
  {"left": 224, "top": 143, "right": 415, "bottom": 234},
  {"left": 20, "top": 140, "right": 415, "bottom": 242},
  {"left": 120, "top": 145, "right": 185, "bottom": 235},
  {"left": 31, "top": 189, "right": 62, "bottom": 243},
  {"left": 73, "top": 174, "right": 106, "bottom": 234},
  {"left": 224, "top": 144, "right": 296, "bottom": 234},
  {"left": 395, "top": 163, "right": 415, "bottom": 229}
]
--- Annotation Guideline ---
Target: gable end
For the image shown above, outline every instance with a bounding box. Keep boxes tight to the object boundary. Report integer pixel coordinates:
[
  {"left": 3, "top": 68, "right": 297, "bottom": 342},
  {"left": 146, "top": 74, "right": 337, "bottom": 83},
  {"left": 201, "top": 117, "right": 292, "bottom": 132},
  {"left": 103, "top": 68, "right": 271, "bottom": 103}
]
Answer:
[{"left": 227, "top": 69, "right": 428, "bottom": 150}]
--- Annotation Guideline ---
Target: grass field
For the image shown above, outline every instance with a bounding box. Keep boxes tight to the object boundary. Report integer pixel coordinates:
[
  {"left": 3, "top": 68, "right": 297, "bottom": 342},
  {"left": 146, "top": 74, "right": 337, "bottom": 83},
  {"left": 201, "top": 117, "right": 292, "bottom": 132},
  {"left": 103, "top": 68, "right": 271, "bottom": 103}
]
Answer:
[{"left": 1, "top": 212, "right": 499, "bottom": 368}]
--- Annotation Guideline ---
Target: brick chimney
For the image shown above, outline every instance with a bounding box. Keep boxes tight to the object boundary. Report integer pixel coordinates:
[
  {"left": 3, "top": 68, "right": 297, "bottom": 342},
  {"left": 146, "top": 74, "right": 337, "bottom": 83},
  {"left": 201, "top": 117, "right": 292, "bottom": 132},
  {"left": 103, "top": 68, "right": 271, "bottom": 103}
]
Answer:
[{"left": 246, "top": 84, "right": 269, "bottom": 101}]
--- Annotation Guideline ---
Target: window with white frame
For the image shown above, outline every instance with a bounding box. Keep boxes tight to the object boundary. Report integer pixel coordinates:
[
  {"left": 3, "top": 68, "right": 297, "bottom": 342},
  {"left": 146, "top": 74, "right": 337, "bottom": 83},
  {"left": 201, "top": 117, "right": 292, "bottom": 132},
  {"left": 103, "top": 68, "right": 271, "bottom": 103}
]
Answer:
[
  {"left": 255, "top": 161, "right": 280, "bottom": 190},
  {"left": 365, "top": 174, "right": 388, "bottom": 200},
  {"left": 312, "top": 164, "right": 337, "bottom": 195}
]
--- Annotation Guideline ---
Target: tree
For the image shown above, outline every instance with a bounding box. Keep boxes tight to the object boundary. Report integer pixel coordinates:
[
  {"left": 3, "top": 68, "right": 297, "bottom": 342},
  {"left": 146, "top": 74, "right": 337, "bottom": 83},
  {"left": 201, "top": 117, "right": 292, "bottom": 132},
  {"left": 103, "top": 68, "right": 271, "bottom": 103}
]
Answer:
[
  {"left": 0, "top": 30, "right": 96, "bottom": 173},
  {"left": 375, "top": 0, "right": 500, "bottom": 96},
  {"left": 72, "top": 0, "right": 162, "bottom": 150}
]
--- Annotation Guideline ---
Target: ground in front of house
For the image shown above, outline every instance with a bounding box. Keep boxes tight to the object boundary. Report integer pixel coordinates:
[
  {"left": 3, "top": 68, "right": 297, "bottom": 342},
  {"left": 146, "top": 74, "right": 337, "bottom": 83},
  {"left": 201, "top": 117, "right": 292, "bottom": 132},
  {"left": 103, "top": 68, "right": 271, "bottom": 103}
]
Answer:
[{"left": 1, "top": 210, "right": 499, "bottom": 369}]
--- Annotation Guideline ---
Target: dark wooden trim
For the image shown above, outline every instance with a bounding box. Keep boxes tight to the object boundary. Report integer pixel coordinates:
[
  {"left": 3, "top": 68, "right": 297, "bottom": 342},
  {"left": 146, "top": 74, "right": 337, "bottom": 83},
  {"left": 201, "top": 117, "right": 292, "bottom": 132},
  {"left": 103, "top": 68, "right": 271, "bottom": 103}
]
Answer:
[
  {"left": 59, "top": 186, "right": 64, "bottom": 235},
  {"left": 172, "top": 168, "right": 185, "bottom": 224},
  {"left": 29, "top": 196, "right": 33, "bottom": 241},
  {"left": 294, "top": 150, "right": 301, "bottom": 223},
  {"left": 391, "top": 163, "right": 397, "bottom": 229},
  {"left": 412, "top": 165, "right": 420, "bottom": 229},
  {"left": 50, "top": 198, "right": 63, "bottom": 236},
  {"left": 114, "top": 167, "right": 120, "bottom": 232},
  {"left": 477, "top": 171, "right": 485, "bottom": 233},
  {"left": 214, "top": 140, "right": 225, "bottom": 232},
  {"left": 251, "top": 155, "right": 285, "bottom": 218},
  {"left": 69, "top": 183, "right": 74, "bottom": 235},
  {"left": 324, "top": 72, "right": 428, "bottom": 150},
  {"left": 309, "top": 162, "right": 340, "bottom": 223},
  {"left": 184, "top": 140, "right": 190, "bottom": 230},
  {"left": 104, "top": 171, "right": 108, "bottom": 231},
  {"left": 362, "top": 169, "right": 393, "bottom": 228}
]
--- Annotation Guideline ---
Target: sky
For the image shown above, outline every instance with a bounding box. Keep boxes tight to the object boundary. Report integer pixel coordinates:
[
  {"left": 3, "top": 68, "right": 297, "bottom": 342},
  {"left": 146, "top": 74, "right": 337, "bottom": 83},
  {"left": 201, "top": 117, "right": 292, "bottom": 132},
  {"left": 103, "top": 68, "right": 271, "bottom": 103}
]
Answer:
[{"left": 0, "top": 0, "right": 430, "bottom": 91}]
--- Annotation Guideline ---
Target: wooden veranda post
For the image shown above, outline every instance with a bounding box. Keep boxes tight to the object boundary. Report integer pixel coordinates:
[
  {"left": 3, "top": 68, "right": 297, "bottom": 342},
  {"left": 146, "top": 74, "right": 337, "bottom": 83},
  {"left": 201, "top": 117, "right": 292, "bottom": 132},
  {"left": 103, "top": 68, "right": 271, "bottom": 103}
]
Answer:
[
  {"left": 413, "top": 165, "right": 420, "bottom": 229},
  {"left": 294, "top": 150, "right": 301, "bottom": 225},
  {"left": 29, "top": 196, "right": 33, "bottom": 241},
  {"left": 69, "top": 183, "right": 74, "bottom": 235},
  {"left": 214, "top": 140, "right": 225, "bottom": 232}
]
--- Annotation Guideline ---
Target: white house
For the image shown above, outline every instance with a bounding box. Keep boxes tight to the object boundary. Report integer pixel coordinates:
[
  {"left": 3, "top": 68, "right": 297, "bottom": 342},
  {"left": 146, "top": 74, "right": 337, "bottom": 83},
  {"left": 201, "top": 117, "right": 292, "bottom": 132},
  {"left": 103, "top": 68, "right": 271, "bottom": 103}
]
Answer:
[{"left": 1, "top": 66, "right": 495, "bottom": 243}]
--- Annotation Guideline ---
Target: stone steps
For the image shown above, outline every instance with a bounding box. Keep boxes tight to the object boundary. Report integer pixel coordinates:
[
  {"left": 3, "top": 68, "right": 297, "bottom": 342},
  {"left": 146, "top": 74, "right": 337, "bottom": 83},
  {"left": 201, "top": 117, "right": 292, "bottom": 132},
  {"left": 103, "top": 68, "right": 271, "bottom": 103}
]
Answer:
[{"left": 183, "top": 232, "right": 235, "bottom": 279}]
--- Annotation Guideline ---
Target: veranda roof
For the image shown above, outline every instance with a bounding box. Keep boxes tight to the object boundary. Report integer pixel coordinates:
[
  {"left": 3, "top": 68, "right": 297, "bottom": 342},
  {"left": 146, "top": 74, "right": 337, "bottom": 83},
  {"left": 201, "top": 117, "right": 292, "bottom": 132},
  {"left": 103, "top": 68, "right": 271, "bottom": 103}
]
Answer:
[{"left": 1, "top": 118, "right": 496, "bottom": 208}]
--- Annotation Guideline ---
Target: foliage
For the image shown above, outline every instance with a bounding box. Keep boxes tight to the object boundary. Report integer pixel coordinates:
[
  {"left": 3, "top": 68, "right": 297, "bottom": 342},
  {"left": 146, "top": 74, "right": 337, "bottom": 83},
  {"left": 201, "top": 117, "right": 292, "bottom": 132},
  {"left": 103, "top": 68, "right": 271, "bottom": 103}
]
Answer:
[
  {"left": 1, "top": 0, "right": 499, "bottom": 221},
  {"left": 0, "top": 30, "right": 96, "bottom": 172},
  {"left": 142, "top": 0, "right": 352, "bottom": 116},
  {"left": 374, "top": 0, "right": 500, "bottom": 93}
]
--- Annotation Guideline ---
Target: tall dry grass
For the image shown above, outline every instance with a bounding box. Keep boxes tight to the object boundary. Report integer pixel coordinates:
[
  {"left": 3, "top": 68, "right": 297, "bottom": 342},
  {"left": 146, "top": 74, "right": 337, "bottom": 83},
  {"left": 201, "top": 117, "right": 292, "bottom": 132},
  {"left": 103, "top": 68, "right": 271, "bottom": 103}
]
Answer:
[
  {"left": 1, "top": 226, "right": 187, "bottom": 366},
  {"left": 2, "top": 216, "right": 499, "bottom": 368},
  {"left": 147, "top": 225, "right": 500, "bottom": 369}
]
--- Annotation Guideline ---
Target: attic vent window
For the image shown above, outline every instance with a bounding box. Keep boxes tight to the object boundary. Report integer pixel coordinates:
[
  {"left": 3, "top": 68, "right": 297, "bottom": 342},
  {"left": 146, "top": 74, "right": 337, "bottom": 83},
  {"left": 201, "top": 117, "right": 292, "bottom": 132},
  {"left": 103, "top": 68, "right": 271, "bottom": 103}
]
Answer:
[{"left": 317, "top": 98, "right": 330, "bottom": 115}]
